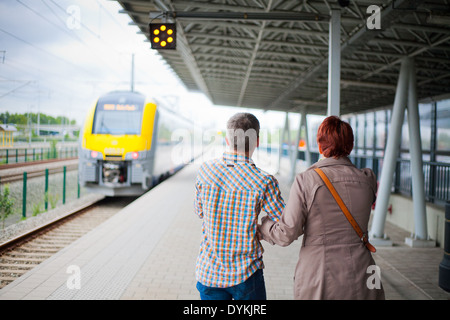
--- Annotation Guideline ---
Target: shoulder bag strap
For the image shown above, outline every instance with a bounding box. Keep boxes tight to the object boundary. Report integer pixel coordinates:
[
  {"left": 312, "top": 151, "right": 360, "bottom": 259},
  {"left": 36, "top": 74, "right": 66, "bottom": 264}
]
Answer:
[{"left": 314, "top": 168, "right": 376, "bottom": 253}]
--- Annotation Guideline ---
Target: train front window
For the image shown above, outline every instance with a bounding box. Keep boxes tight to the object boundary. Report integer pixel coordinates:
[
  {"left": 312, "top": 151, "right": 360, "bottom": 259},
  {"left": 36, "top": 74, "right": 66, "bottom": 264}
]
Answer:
[{"left": 92, "top": 102, "right": 143, "bottom": 135}]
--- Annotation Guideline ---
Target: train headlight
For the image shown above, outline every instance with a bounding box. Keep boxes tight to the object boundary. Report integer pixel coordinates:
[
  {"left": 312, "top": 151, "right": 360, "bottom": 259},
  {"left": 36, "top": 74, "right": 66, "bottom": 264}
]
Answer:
[
  {"left": 125, "top": 151, "right": 146, "bottom": 160},
  {"left": 84, "top": 149, "right": 103, "bottom": 160}
]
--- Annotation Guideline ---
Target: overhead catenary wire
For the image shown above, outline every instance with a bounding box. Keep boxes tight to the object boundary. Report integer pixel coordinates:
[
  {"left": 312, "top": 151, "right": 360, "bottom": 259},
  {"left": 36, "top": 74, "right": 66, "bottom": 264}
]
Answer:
[
  {"left": 15, "top": 0, "right": 128, "bottom": 79},
  {"left": 1, "top": 0, "right": 147, "bottom": 103},
  {"left": 0, "top": 27, "right": 94, "bottom": 78}
]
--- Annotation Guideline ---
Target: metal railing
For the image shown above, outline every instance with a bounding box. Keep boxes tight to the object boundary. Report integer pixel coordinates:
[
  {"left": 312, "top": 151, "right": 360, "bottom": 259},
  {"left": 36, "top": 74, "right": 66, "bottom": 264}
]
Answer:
[
  {"left": 0, "top": 146, "right": 78, "bottom": 165},
  {"left": 286, "top": 147, "right": 450, "bottom": 207},
  {"left": 0, "top": 165, "right": 82, "bottom": 228}
]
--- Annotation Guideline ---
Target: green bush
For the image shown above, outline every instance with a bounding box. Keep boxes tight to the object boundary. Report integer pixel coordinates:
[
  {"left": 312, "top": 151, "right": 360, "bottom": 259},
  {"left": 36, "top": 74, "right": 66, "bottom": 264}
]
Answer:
[{"left": 0, "top": 185, "right": 15, "bottom": 229}]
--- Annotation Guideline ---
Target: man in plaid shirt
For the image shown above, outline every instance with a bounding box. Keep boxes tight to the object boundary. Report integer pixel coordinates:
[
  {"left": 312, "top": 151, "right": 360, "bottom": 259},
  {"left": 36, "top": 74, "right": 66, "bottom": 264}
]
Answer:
[{"left": 194, "top": 113, "right": 285, "bottom": 300}]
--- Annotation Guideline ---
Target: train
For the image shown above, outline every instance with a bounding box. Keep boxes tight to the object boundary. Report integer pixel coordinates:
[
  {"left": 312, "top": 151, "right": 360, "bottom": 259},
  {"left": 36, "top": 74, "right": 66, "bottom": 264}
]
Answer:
[{"left": 78, "top": 90, "right": 200, "bottom": 196}]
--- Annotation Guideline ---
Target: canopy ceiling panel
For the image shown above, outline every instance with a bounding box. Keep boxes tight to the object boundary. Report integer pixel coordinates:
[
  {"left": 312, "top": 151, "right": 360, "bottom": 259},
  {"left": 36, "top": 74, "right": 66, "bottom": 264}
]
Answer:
[{"left": 116, "top": 0, "right": 450, "bottom": 115}]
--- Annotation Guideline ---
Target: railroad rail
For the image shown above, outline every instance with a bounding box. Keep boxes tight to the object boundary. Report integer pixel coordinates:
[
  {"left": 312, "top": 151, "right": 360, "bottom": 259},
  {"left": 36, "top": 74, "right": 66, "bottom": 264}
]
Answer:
[
  {"left": 0, "top": 158, "right": 78, "bottom": 184},
  {"left": 0, "top": 196, "right": 135, "bottom": 289},
  {"left": 0, "top": 157, "right": 78, "bottom": 170}
]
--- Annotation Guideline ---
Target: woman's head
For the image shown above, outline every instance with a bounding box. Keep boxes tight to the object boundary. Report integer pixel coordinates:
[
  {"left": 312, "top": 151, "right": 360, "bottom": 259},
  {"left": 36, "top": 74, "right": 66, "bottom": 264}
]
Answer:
[{"left": 317, "top": 116, "right": 354, "bottom": 158}]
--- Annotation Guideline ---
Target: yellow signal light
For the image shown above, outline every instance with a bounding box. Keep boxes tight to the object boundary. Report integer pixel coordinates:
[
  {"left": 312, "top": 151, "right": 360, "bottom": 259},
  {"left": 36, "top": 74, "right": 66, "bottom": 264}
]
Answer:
[{"left": 149, "top": 23, "right": 176, "bottom": 49}]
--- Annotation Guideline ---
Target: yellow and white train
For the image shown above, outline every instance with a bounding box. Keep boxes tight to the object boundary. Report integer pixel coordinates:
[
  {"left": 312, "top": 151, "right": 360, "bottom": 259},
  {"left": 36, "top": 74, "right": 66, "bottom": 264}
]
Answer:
[{"left": 78, "top": 91, "right": 198, "bottom": 196}]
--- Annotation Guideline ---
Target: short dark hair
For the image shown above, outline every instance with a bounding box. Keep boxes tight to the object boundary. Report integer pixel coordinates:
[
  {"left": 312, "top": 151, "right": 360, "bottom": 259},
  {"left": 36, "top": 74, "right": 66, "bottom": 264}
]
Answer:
[
  {"left": 317, "top": 116, "right": 354, "bottom": 158},
  {"left": 226, "top": 113, "right": 260, "bottom": 153}
]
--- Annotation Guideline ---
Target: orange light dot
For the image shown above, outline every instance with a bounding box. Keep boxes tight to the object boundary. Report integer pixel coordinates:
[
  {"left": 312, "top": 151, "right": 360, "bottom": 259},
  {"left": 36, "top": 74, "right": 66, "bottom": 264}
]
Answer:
[
  {"left": 167, "top": 29, "right": 173, "bottom": 35},
  {"left": 161, "top": 41, "right": 167, "bottom": 47},
  {"left": 154, "top": 37, "right": 160, "bottom": 43},
  {"left": 299, "top": 139, "right": 306, "bottom": 148},
  {"left": 160, "top": 25, "right": 166, "bottom": 31},
  {"left": 153, "top": 29, "right": 160, "bottom": 35},
  {"left": 167, "top": 37, "right": 173, "bottom": 43}
]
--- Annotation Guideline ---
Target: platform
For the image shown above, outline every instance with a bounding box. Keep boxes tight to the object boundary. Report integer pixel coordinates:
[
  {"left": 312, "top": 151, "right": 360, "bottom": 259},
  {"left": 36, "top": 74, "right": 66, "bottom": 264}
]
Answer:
[{"left": 0, "top": 158, "right": 449, "bottom": 300}]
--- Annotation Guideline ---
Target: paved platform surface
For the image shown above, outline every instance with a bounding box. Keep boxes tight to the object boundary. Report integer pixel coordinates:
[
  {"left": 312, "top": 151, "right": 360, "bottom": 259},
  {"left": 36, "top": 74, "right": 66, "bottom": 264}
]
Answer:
[{"left": 0, "top": 156, "right": 449, "bottom": 300}]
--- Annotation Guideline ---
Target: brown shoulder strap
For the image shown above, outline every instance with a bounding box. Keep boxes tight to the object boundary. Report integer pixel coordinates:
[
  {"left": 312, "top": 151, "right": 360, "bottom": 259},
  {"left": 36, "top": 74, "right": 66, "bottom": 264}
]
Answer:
[{"left": 314, "top": 168, "right": 376, "bottom": 253}]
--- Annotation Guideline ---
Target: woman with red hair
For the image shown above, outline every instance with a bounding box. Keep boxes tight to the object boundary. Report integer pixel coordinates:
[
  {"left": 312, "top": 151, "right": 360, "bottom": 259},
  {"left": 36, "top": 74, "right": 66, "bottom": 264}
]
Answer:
[{"left": 259, "top": 116, "right": 385, "bottom": 300}]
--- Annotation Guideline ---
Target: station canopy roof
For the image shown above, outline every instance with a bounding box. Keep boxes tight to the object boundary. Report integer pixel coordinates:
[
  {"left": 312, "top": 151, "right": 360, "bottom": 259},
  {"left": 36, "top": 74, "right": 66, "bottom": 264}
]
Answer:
[{"left": 116, "top": 0, "right": 450, "bottom": 115}]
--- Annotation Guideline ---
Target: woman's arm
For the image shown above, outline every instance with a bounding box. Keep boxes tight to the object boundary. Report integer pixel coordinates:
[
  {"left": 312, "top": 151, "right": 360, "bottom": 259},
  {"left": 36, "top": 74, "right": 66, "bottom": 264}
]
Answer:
[{"left": 259, "top": 174, "right": 308, "bottom": 247}]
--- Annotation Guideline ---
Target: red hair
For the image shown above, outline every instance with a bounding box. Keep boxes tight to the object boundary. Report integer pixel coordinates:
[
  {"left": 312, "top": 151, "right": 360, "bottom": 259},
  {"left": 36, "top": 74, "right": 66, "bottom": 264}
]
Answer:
[{"left": 317, "top": 116, "right": 354, "bottom": 158}]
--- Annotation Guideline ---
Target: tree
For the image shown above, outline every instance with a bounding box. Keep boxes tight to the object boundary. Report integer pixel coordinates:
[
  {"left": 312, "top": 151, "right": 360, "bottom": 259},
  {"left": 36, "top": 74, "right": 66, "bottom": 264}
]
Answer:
[
  {"left": 0, "top": 184, "right": 15, "bottom": 229},
  {"left": 0, "top": 112, "right": 76, "bottom": 126}
]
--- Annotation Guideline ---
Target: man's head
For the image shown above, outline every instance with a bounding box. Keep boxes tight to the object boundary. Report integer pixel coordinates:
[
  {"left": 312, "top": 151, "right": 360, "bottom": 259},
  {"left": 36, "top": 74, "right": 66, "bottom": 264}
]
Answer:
[{"left": 226, "top": 113, "right": 260, "bottom": 155}]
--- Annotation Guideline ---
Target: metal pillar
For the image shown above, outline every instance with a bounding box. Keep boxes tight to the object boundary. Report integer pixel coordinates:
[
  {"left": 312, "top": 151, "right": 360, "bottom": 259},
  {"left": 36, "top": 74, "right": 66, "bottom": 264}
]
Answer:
[
  {"left": 290, "top": 110, "right": 312, "bottom": 181},
  {"left": 439, "top": 201, "right": 450, "bottom": 292},
  {"left": 277, "top": 112, "right": 290, "bottom": 174},
  {"left": 327, "top": 8, "right": 341, "bottom": 117},
  {"left": 406, "top": 61, "right": 427, "bottom": 240},
  {"left": 369, "top": 58, "right": 410, "bottom": 243},
  {"left": 302, "top": 109, "right": 312, "bottom": 167},
  {"left": 404, "top": 60, "right": 434, "bottom": 247},
  {"left": 290, "top": 112, "right": 302, "bottom": 182}
]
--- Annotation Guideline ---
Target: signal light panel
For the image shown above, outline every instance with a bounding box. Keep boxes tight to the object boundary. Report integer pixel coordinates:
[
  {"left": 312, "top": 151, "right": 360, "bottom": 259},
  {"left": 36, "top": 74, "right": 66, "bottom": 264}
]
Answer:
[{"left": 149, "top": 23, "right": 176, "bottom": 49}]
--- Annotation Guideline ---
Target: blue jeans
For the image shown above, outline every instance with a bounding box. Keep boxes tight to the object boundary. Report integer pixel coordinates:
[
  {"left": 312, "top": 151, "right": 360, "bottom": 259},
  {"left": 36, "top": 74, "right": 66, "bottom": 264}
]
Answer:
[{"left": 196, "top": 269, "right": 267, "bottom": 300}]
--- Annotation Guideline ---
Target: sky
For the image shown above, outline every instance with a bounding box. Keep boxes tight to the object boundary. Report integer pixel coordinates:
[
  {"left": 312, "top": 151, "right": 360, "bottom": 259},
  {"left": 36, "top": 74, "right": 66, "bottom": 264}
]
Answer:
[{"left": 0, "top": 0, "right": 290, "bottom": 132}]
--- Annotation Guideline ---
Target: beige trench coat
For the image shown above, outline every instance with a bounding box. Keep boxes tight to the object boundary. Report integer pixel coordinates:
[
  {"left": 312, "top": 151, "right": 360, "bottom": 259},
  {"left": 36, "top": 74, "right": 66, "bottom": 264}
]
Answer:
[{"left": 260, "top": 157, "right": 385, "bottom": 300}]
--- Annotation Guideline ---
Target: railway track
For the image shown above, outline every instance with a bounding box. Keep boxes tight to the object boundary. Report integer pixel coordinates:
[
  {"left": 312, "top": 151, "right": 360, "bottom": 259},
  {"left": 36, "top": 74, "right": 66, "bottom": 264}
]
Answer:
[
  {"left": 0, "top": 196, "right": 136, "bottom": 289},
  {"left": 0, "top": 158, "right": 78, "bottom": 184},
  {"left": 0, "top": 157, "right": 78, "bottom": 170}
]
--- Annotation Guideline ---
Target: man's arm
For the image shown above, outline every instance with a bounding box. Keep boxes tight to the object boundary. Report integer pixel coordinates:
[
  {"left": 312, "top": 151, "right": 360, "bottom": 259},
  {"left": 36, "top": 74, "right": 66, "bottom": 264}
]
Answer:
[
  {"left": 259, "top": 174, "right": 307, "bottom": 247},
  {"left": 194, "top": 175, "right": 203, "bottom": 219},
  {"left": 260, "top": 175, "right": 285, "bottom": 223}
]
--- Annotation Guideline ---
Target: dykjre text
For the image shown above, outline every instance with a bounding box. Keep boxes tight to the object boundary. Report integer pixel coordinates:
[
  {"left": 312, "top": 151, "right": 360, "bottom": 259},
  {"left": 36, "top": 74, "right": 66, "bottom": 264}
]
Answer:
[{"left": 183, "top": 304, "right": 267, "bottom": 317}]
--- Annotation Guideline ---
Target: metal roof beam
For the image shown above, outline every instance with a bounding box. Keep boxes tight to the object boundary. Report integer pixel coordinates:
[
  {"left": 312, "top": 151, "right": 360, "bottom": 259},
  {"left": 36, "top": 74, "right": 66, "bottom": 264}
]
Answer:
[
  {"left": 153, "top": 0, "right": 213, "bottom": 99},
  {"left": 155, "top": 11, "right": 329, "bottom": 22},
  {"left": 185, "top": 32, "right": 328, "bottom": 51},
  {"left": 266, "top": 0, "right": 425, "bottom": 110},
  {"left": 237, "top": 0, "right": 271, "bottom": 107},
  {"left": 190, "top": 43, "right": 321, "bottom": 61},
  {"left": 131, "top": 19, "right": 329, "bottom": 39},
  {"left": 360, "top": 34, "right": 450, "bottom": 81},
  {"left": 166, "top": 0, "right": 363, "bottom": 24}
]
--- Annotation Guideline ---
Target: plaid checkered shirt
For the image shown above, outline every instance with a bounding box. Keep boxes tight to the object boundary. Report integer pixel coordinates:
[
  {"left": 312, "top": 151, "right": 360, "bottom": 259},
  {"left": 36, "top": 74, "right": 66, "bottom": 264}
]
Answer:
[{"left": 194, "top": 151, "right": 285, "bottom": 288}]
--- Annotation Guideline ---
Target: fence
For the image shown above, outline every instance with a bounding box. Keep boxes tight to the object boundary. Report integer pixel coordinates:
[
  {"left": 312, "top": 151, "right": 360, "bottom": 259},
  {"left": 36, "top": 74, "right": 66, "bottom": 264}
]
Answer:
[
  {"left": 0, "top": 146, "right": 78, "bottom": 164},
  {"left": 0, "top": 166, "right": 83, "bottom": 228},
  {"left": 283, "top": 145, "right": 450, "bottom": 206}
]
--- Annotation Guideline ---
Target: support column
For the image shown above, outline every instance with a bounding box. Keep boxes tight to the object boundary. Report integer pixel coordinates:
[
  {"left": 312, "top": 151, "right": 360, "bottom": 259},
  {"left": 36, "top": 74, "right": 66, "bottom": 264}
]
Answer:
[
  {"left": 327, "top": 8, "right": 341, "bottom": 117},
  {"left": 290, "top": 110, "right": 313, "bottom": 181},
  {"left": 369, "top": 57, "right": 410, "bottom": 245},
  {"left": 277, "top": 112, "right": 290, "bottom": 175},
  {"left": 303, "top": 109, "right": 312, "bottom": 167},
  {"left": 404, "top": 60, "right": 435, "bottom": 247},
  {"left": 290, "top": 111, "right": 303, "bottom": 182}
]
